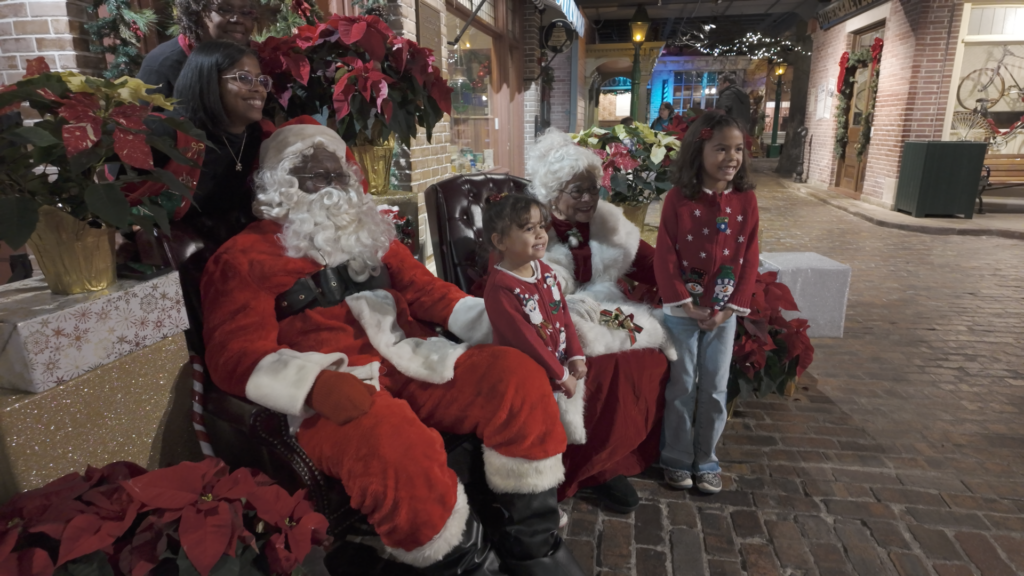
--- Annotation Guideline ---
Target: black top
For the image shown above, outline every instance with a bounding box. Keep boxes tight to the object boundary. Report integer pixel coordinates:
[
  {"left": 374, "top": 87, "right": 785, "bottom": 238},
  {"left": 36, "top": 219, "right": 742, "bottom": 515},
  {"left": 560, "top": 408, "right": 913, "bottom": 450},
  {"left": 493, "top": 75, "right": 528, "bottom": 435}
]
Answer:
[
  {"left": 138, "top": 38, "right": 189, "bottom": 99},
  {"left": 148, "top": 116, "right": 262, "bottom": 247},
  {"left": 717, "top": 85, "right": 752, "bottom": 133}
]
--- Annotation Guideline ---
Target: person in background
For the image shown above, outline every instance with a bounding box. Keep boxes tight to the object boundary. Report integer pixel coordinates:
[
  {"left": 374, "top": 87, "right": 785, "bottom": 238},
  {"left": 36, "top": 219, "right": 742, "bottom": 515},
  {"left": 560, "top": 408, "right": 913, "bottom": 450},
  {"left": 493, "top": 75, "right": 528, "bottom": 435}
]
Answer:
[
  {"left": 716, "top": 73, "right": 751, "bottom": 134},
  {"left": 137, "top": 0, "right": 258, "bottom": 99},
  {"left": 650, "top": 102, "right": 674, "bottom": 131},
  {"left": 619, "top": 116, "right": 634, "bottom": 127}
]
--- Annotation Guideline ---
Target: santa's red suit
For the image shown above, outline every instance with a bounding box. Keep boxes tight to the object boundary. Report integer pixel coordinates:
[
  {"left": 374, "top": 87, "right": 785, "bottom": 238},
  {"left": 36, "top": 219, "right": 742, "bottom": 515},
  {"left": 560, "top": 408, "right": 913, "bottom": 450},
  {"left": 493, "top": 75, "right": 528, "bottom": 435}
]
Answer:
[{"left": 198, "top": 127, "right": 574, "bottom": 572}]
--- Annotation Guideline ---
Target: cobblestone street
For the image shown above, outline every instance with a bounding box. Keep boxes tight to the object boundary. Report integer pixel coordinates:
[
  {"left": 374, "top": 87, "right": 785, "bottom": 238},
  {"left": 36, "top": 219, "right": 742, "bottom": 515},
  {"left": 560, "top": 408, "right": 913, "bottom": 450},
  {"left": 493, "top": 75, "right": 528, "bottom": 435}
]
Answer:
[{"left": 561, "top": 168, "right": 1024, "bottom": 576}]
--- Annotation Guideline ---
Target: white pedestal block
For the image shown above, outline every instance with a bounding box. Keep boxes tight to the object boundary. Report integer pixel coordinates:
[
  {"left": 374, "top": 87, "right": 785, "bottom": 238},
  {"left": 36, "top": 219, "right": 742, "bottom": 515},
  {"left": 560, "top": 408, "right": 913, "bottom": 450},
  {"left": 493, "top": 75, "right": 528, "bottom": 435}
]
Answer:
[{"left": 759, "top": 252, "right": 851, "bottom": 338}]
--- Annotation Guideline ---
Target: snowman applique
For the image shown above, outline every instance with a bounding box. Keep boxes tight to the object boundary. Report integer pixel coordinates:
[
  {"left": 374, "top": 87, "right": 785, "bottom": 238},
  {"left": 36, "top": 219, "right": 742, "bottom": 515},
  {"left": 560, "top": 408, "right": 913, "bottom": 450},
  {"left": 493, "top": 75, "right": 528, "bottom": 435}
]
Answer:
[
  {"left": 710, "top": 265, "right": 737, "bottom": 310},
  {"left": 682, "top": 268, "right": 707, "bottom": 307},
  {"left": 543, "top": 272, "right": 562, "bottom": 313}
]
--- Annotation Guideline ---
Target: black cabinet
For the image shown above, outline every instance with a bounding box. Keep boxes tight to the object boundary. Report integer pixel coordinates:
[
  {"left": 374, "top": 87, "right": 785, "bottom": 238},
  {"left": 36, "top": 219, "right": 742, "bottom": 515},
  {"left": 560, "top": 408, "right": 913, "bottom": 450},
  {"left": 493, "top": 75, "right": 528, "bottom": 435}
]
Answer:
[{"left": 894, "top": 141, "right": 988, "bottom": 219}]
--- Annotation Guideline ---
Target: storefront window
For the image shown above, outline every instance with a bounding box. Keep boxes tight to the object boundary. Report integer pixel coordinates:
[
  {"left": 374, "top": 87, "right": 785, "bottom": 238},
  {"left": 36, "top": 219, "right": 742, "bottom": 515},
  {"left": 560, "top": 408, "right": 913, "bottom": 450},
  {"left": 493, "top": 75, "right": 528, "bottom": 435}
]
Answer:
[
  {"left": 447, "top": 16, "right": 495, "bottom": 172},
  {"left": 672, "top": 71, "right": 737, "bottom": 111}
]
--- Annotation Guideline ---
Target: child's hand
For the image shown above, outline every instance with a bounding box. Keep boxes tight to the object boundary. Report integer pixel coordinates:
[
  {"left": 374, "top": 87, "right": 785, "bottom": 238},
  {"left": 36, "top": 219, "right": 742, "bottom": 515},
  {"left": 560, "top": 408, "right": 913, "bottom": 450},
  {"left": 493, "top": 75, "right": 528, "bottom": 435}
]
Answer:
[
  {"left": 568, "top": 358, "right": 587, "bottom": 381},
  {"left": 558, "top": 374, "right": 578, "bottom": 399},
  {"left": 682, "top": 301, "right": 713, "bottom": 320},
  {"left": 698, "top": 309, "right": 733, "bottom": 332}
]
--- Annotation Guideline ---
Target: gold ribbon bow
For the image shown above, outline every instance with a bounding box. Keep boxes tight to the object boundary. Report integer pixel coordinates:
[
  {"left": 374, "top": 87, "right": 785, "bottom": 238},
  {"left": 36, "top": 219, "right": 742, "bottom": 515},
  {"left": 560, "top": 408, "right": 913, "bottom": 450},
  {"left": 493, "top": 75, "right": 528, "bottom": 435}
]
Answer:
[{"left": 600, "top": 307, "right": 644, "bottom": 346}]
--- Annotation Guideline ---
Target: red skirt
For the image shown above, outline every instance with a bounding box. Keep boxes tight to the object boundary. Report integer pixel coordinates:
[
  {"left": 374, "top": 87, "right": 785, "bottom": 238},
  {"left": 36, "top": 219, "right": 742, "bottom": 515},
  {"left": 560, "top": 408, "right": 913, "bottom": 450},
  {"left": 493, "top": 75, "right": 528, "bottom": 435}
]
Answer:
[{"left": 558, "top": 348, "right": 668, "bottom": 500}]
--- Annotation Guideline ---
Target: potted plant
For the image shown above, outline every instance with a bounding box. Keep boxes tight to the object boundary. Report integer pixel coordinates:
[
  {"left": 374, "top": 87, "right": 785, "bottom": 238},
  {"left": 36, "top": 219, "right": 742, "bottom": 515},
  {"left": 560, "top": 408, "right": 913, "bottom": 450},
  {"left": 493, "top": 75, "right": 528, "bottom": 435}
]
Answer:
[
  {"left": 728, "top": 271, "right": 814, "bottom": 410},
  {"left": 0, "top": 458, "right": 330, "bottom": 576},
  {"left": 0, "top": 58, "right": 206, "bottom": 295},
  {"left": 256, "top": 14, "right": 452, "bottom": 195},
  {"left": 570, "top": 123, "right": 680, "bottom": 230}
]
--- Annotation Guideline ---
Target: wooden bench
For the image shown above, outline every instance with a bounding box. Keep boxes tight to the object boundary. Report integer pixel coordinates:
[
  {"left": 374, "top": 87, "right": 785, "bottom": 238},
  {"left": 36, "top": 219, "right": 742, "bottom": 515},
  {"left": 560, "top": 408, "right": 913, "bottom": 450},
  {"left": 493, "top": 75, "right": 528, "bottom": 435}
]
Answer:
[{"left": 979, "top": 154, "right": 1024, "bottom": 213}]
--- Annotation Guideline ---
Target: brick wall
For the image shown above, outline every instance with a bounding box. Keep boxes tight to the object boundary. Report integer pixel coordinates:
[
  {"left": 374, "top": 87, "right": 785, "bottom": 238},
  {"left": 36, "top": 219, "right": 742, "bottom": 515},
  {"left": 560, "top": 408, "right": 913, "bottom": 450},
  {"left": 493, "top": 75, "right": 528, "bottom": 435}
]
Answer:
[
  {"left": 804, "top": 0, "right": 963, "bottom": 203},
  {"left": 549, "top": 47, "right": 572, "bottom": 132},
  {"left": 0, "top": 0, "right": 101, "bottom": 87},
  {"left": 523, "top": 3, "right": 540, "bottom": 149}
]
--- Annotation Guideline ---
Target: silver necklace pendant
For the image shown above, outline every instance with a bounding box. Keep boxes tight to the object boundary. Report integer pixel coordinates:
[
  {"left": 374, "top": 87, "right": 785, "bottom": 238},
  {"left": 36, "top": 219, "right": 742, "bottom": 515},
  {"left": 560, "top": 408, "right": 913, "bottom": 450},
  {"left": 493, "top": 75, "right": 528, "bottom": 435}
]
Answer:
[{"left": 235, "top": 162, "right": 242, "bottom": 171}]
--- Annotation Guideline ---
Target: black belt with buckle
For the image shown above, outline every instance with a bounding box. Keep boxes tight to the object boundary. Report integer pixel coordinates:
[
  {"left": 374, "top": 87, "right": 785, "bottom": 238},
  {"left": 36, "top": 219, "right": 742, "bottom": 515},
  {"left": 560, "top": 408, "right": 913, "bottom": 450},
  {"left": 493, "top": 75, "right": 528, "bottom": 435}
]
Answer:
[{"left": 275, "top": 263, "right": 392, "bottom": 321}]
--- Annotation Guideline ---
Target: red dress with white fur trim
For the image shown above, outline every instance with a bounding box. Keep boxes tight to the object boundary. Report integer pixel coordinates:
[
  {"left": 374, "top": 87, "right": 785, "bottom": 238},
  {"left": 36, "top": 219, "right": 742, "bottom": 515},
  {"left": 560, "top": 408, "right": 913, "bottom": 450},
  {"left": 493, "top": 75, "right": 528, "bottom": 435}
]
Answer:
[{"left": 200, "top": 220, "right": 567, "bottom": 567}]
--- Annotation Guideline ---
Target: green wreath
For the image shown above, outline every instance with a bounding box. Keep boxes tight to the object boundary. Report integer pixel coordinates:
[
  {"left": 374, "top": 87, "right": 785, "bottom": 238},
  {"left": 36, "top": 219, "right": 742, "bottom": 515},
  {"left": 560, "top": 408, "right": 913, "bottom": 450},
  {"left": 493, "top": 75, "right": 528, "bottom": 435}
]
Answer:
[{"left": 834, "top": 47, "right": 881, "bottom": 159}]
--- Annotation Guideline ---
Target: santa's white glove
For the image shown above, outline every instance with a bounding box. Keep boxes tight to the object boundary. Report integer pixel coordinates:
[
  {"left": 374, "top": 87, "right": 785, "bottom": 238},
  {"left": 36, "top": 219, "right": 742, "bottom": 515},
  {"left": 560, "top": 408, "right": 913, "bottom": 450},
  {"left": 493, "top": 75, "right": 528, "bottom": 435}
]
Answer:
[{"left": 566, "top": 294, "right": 603, "bottom": 324}]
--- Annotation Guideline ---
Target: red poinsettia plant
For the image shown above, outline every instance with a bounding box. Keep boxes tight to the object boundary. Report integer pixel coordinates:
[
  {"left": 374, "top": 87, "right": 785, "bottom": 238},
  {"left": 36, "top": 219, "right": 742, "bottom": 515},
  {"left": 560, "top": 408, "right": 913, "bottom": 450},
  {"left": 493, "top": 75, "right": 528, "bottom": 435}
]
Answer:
[
  {"left": 728, "top": 271, "right": 814, "bottom": 399},
  {"left": 0, "top": 57, "right": 208, "bottom": 251},
  {"left": 256, "top": 14, "right": 451, "bottom": 148},
  {"left": 0, "top": 458, "right": 329, "bottom": 576}
]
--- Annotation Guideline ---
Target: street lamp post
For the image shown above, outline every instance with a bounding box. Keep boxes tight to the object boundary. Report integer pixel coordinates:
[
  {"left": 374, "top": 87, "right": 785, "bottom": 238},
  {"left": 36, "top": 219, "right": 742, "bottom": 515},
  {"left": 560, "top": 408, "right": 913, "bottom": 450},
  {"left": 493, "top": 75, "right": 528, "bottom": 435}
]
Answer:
[
  {"left": 768, "top": 61, "right": 788, "bottom": 159},
  {"left": 629, "top": 5, "right": 650, "bottom": 120}
]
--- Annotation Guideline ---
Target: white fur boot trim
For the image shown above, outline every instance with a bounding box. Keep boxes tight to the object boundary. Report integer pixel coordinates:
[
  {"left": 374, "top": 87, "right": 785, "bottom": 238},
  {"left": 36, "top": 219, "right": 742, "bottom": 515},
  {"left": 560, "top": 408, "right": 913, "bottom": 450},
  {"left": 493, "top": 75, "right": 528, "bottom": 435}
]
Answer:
[
  {"left": 482, "top": 447, "right": 565, "bottom": 494},
  {"left": 556, "top": 379, "right": 587, "bottom": 445},
  {"left": 386, "top": 481, "right": 470, "bottom": 568}
]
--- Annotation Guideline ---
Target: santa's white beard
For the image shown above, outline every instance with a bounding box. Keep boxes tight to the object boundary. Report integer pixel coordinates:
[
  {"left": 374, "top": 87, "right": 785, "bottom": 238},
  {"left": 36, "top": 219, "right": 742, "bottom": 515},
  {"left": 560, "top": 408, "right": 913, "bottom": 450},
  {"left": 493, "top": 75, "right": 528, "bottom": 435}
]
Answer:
[{"left": 271, "top": 185, "right": 396, "bottom": 280}]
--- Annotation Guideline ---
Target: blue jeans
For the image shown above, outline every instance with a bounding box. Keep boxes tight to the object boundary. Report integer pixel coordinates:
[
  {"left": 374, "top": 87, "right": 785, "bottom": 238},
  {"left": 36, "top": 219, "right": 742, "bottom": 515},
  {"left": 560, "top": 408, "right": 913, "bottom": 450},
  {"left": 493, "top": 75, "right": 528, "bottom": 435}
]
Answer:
[{"left": 660, "top": 314, "right": 737, "bottom": 474}]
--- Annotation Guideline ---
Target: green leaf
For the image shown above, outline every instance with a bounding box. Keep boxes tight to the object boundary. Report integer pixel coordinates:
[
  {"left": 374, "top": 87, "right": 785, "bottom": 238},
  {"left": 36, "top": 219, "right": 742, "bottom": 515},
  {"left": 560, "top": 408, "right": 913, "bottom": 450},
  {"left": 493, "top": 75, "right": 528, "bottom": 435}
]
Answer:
[
  {"left": 150, "top": 167, "right": 195, "bottom": 201},
  {"left": 158, "top": 116, "right": 216, "bottom": 150},
  {"left": 85, "top": 182, "right": 130, "bottom": 228},
  {"left": 3, "top": 125, "right": 61, "bottom": 147},
  {"left": 177, "top": 553, "right": 202, "bottom": 576},
  {"left": 69, "top": 142, "right": 109, "bottom": 174},
  {"left": 142, "top": 198, "right": 171, "bottom": 232},
  {"left": 208, "top": 554, "right": 240, "bottom": 576},
  {"left": 0, "top": 195, "right": 40, "bottom": 249},
  {"left": 62, "top": 551, "right": 116, "bottom": 576},
  {"left": 146, "top": 133, "right": 200, "bottom": 168}
]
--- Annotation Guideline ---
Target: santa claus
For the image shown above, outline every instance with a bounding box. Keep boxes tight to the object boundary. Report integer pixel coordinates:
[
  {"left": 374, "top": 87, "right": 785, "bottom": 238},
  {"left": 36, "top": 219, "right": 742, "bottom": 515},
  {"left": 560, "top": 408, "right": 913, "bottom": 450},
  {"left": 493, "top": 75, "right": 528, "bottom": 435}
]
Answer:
[{"left": 200, "top": 124, "right": 585, "bottom": 576}]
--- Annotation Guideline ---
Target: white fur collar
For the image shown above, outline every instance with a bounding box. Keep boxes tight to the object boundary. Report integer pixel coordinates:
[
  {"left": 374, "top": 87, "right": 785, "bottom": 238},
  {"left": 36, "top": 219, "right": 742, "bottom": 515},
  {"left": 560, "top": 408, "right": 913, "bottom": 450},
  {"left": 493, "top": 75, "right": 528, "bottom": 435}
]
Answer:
[{"left": 543, "top": 201, "right": 641, "bottom": 294}]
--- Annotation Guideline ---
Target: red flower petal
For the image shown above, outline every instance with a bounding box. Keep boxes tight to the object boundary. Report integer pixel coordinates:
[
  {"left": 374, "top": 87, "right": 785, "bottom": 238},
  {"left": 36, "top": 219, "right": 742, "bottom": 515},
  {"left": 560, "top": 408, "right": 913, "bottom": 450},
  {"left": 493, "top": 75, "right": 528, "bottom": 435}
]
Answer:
[
  {"left": 179, "top": 502, "right": 234, "bottom": 576},
  {"left": 24, "top": 57, "right": 50, "bottom": 78},
  {"left": 0, "top": 548, "right": 53, "bottom": 576},
  {"left": 121, "top": 459, "right": 224, "bottom": 512},
  {"left": 114, "top": 127, "right": 155, "bottom": 170}
]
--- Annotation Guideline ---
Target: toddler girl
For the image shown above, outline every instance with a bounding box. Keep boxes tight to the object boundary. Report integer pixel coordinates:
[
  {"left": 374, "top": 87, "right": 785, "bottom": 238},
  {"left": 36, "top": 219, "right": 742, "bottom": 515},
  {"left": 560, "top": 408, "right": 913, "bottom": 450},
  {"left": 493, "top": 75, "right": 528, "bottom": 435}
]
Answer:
[
  {"left": 654, "top": 111, "right": 761, "bottom": 493},
  {"left": 483, "top": 193, "right": 589, "bottom": 446}
]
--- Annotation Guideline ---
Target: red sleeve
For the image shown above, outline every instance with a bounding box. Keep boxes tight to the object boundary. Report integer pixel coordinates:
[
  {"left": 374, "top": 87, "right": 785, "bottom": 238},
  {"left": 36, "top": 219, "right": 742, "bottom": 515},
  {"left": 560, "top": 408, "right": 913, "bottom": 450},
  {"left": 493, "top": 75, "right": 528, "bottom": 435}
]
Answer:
[
  {"left": 383, "top": 239, "right": 469, "bottom": 327},
  {"left": 654, "top": 190, "right": 692, "bottom": 305},
  {"left": 728, "top": 194, "right": 760, "bottom": 313},
  {"left": 625, "top": 240, "right": 658, "bottom": 287},
  {"left": 563, "top": 312, "right": 584, "bottom": 361},
  {"left": 201, "top": 253, "right": 286, "bottom": 398},
  {"left": 485, "top": 282, "right": 567, "bottom": 383}
]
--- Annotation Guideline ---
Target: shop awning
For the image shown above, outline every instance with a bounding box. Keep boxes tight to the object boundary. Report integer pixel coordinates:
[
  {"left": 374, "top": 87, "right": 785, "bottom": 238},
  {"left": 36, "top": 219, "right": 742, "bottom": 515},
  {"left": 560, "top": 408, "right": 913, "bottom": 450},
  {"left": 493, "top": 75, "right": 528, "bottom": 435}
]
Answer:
[{"left": 540, "top": 0, "right": 586, "bottom": 35}]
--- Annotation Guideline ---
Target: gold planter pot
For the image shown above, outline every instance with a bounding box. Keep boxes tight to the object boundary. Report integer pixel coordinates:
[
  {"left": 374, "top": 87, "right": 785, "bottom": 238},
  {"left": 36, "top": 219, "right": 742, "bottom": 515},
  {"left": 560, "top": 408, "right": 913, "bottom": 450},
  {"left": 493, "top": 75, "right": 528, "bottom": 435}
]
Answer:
[
  {"left": 617, "top": 203, "right": 651, "bottom": 231},
  {"left": 351, "top": 134, "right": 395, "bottom": 196},
  {"left": 27, "top": 206, "right": 117, "bottom": 295}
]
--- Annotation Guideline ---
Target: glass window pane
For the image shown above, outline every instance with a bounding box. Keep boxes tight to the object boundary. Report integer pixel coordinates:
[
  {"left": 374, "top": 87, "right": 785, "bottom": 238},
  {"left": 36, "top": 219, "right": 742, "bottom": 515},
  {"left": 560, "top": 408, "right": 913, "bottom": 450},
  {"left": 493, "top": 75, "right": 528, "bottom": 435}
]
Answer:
[{"left": 447, "top": 16, "right": 494, "bottom": 170}]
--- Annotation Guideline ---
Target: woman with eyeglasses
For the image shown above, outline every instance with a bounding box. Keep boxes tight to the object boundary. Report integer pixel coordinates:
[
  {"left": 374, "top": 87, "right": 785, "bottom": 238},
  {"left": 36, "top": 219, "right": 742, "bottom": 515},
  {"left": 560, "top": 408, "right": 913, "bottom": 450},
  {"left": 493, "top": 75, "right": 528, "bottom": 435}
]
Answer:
[
  {"left": 145, "top": 40, "right": 270, "bottom": 248},
  {"left": 491, "top": 129, "right": 671, "bottom": 516},
  {"left": 137, "top": 0, "right": 258, "bottom": 99}
]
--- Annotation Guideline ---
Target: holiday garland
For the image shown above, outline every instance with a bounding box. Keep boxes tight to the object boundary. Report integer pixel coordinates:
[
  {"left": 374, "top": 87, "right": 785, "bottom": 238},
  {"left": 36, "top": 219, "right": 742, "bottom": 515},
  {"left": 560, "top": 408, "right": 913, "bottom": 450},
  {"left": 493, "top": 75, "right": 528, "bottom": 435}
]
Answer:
[
  {"left": 834, "top": 37, "right": 883, "bottom": 159},
  {"left": 85, "top": 0, "right": 160, "bottom": 79}
]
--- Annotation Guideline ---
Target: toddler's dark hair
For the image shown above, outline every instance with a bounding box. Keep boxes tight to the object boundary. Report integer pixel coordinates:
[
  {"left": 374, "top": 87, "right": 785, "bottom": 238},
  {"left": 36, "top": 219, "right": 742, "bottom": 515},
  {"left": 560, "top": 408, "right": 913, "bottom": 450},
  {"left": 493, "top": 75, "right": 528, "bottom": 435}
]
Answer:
[
  {"left": 669, "top": 110, "right": 755, "bottom": 200},
  {"left": 482, "top": 193, "right": 549, "bottom": 250}
]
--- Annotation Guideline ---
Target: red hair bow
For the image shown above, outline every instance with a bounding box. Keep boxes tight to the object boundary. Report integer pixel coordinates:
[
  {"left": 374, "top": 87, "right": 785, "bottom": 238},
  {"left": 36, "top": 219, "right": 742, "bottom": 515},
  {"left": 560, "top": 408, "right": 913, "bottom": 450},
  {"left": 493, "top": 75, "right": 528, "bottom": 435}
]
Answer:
[
  {"left": 487, "top": 192, "right": 508, "bottom": 204},
  {"left": 699, "top": 128, "right": 714, "bottom": 140}
]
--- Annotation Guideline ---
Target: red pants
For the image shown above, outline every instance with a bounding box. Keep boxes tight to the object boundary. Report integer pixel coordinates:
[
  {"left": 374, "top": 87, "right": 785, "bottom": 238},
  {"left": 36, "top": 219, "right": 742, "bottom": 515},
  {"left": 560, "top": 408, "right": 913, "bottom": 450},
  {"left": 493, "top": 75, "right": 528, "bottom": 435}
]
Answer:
[{"left": 296, "top": 345, "right": 567, "bottom": 560}]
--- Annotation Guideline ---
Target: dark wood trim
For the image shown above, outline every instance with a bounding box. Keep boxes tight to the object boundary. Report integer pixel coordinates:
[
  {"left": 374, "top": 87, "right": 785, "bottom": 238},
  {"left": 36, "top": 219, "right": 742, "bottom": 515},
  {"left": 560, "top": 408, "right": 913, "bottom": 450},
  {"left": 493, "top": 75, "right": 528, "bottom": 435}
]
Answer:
[{"left": 445, "top": 0, "right": 501, "bottom": 38}]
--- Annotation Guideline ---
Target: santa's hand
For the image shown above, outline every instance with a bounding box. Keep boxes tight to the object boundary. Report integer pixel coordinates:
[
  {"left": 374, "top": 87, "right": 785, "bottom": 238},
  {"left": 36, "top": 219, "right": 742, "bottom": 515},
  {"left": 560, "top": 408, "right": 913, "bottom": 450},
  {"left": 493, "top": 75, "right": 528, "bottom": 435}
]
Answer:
[
  {"left": 306, "top": 370, "right": 378, "bottom": 427},
  {"left": 698, "top": 309, "right": 733, "bottom": 332},
  {"left": 568, "top": 358, "right": 587, "bottom": 381},
  {"left": 557, "top": 374, "right": 578, "bottom": 399}
]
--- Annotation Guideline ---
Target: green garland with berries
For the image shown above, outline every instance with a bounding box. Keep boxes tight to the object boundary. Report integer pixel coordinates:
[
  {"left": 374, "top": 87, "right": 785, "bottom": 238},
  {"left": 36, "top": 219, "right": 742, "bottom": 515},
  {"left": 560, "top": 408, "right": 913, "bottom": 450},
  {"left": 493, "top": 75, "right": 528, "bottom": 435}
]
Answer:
[
  {"left": 834, "top": 42, "right": 883, "bottom": 159},
  {"left": 85, "top": 0, "right": 160, "bottom": 79}
]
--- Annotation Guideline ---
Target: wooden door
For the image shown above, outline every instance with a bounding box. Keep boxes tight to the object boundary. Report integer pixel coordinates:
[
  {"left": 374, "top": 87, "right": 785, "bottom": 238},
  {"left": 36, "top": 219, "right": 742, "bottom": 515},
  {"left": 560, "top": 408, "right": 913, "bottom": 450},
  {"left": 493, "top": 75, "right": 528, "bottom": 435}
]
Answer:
[{"left": 836, "top": 66, "right": 872, "bottom": 193}]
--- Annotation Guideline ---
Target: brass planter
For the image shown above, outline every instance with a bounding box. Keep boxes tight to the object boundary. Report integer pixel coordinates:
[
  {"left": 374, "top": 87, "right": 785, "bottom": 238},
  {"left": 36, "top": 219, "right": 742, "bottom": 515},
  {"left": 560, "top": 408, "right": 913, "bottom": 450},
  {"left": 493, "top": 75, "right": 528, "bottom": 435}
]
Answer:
[
  {"left": 351, "top": 134, "right": 395, "bottom": 196},
  {"left": 27, "top": 206, "right": 117, "bottom": 295},
  {"left": 617, "top": 203, "right": 650, "bottom": 231}
]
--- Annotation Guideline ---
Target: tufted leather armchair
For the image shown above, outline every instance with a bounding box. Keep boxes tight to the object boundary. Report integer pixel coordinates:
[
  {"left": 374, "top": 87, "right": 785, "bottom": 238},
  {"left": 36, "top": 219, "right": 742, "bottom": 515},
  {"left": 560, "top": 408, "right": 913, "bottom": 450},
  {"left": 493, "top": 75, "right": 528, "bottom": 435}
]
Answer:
[{"left": 425, "top": 173, "right": 531, "bottom": 290}]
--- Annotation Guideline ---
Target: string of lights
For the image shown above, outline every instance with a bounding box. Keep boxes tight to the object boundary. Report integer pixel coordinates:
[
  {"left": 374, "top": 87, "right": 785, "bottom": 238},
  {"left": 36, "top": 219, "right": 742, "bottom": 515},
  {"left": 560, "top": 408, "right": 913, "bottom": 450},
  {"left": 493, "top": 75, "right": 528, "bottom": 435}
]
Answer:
[{"left": 677, "top": 31, "right": 811, "bottom": 60}]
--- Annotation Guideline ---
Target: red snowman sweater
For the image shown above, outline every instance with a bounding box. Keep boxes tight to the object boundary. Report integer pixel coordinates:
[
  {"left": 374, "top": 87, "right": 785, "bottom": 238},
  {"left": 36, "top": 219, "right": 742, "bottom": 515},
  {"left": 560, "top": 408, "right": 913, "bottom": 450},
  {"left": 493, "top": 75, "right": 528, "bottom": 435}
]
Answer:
[
  {"left": 655, "top": 187, "right": 760, "bottom": 316},
  {"left": 484, "top": 259, "right": 585, "bottom": 384}
]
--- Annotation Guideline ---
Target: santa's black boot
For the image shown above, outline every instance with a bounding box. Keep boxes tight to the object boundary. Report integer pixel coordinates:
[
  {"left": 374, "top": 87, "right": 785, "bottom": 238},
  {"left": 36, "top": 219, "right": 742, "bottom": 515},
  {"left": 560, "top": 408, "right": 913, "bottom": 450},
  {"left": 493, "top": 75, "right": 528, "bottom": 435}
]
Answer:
[
  {"left": 492, "top": 489, "right": 587, "bottom": 576},
  {"left": 421, "top": 510, "right": 505, "bottom": 576}
]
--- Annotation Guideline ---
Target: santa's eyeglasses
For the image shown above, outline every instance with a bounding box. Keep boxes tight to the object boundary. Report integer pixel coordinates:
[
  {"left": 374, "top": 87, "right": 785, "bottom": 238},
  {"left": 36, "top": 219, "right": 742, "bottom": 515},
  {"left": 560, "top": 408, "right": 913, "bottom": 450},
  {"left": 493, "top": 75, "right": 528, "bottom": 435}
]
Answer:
[
  {"left": 211, "top": 4, "right": 258, "bottom": 20},
  {"left": 294, "top": 171, "right": 350, "bottom": 188},
  {"left": 222, "top": 71, "right": 272, "bottom": 92}
]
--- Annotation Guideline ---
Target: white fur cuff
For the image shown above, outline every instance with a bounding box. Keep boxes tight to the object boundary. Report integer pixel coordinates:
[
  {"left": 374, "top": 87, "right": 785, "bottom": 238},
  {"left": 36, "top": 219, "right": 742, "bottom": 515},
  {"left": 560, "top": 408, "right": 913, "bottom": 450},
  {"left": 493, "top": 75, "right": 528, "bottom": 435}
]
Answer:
[
  {"left": 725, "top": 304, "right": 751, "bottom": 317},
  {"left": 387, "top": 482, "right": 470, "bottom": 568},
  {"left": 246, "top": 349, "right": 347, "bottom": 417},
  {"left": 556, "top": 379, "right": 587, "bottom": 445},
  {"left": 447, "top": 297, "right": 493, "bottom": 345},
  {"left": 663, "top": 299, "right": 694, "bottom": 317},
  {"left": 482, "top": 446, "right": 565, "bottom": 494}
]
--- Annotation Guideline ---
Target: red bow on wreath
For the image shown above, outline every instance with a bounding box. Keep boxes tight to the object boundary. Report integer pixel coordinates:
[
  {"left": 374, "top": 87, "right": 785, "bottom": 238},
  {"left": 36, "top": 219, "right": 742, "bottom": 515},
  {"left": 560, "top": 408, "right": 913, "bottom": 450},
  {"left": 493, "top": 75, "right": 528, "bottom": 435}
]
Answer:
[
  {"left": 836, "top": 51, "right": 850, "bottom": 93},
  {"left": 599, "top": 307, "right": 644, "bottom": 345},
  {"left": 870, "top": 37, "right": 884, "bottom": 66}
]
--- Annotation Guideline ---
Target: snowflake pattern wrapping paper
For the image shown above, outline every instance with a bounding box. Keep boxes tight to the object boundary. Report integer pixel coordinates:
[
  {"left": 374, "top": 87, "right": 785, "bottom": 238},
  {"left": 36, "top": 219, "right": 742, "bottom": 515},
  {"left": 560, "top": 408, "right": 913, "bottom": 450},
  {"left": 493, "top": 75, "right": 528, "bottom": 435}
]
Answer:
[{"left": 0, "top": 273, "right": 189, "bottom": 393}]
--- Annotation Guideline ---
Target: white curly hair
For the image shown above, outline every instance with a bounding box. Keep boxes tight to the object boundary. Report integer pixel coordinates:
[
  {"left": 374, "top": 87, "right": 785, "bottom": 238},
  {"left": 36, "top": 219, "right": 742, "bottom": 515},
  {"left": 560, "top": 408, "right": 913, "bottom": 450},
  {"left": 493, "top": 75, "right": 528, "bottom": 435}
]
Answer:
[
  {"left": 253, "top": 144, "right": 395, "bottom": 280},
  {"left": 526, "top": 128, "right": 603, "bottom": 203}
]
